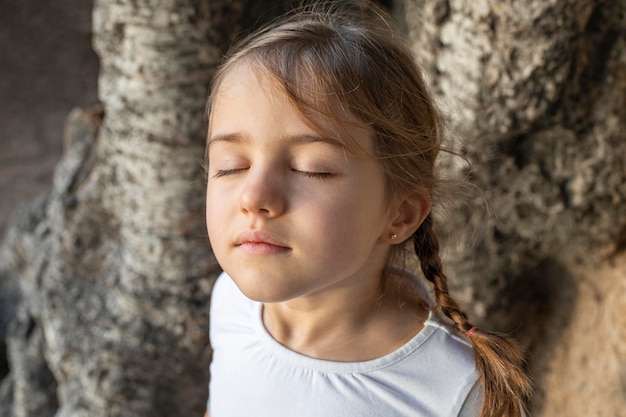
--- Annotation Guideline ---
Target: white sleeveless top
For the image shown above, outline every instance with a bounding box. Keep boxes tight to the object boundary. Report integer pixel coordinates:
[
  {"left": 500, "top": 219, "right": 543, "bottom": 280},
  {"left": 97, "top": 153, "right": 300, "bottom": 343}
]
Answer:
[{"left": 208, "top": 272, "right": 482, "bottom": 417}]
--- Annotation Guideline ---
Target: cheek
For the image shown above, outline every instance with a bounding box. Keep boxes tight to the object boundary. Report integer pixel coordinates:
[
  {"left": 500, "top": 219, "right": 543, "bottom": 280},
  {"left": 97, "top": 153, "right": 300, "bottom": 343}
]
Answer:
[{"left": 303, "top": 191, "right": 379, "bottom": 245}]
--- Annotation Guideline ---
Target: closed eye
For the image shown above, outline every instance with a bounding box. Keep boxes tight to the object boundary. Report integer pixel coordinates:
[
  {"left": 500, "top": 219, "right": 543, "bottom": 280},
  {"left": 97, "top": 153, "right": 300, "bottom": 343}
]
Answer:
[
  {"left": 292, "top": 169, "right": 334, "bottom": 180},
  {"left": 212, "top": 168, "right": 247, "bottom": 179}
]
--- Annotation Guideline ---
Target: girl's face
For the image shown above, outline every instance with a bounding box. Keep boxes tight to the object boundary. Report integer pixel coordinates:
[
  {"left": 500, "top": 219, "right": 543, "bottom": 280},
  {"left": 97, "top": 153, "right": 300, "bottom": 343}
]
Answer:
[{"left": 205, "top": 65, "right": 396, "bottom": 304}]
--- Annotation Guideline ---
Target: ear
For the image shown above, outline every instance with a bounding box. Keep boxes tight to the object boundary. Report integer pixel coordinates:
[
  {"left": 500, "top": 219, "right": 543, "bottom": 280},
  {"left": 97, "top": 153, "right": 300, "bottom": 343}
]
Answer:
[{"left": 384, "top": 192, "right": 432, "bottom": 244}]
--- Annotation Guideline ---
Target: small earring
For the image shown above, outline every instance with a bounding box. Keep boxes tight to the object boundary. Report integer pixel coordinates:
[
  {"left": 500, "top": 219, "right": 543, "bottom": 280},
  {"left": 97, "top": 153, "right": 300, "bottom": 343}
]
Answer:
[{"left": 390, "top": 233, "right": 398, "bottom": 240}]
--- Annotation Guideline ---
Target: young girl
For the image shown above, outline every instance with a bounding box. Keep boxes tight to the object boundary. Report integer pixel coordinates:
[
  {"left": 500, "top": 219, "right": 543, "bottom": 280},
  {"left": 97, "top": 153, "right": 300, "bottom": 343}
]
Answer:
[{"left": 204, "top": 1, "right": 531, "bottom": 416}]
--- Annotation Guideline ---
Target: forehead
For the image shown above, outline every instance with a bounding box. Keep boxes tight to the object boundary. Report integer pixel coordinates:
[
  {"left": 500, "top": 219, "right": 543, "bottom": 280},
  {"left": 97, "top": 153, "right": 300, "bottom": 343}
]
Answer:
[
  {"left": 209, "top": 64, "right": 310, "bottom": 139},
  {"left": 209, "top": 62, "right": 374, "bottom": 155},
  {"left": 211, "top": 64, "right": 293, "bottom": 119}
]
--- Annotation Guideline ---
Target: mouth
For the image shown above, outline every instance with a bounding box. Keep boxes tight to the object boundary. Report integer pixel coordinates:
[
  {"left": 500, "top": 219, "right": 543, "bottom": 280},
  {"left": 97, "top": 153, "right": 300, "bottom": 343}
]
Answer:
[{"left": 235, "top": 230, "right": 291, "bottom": 254}]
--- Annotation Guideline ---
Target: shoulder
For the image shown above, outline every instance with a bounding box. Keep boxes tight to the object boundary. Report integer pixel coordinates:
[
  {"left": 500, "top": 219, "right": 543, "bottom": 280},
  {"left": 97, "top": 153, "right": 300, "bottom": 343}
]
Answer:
[
  {"left": 409, "top": 312, "right": 480, "bottom": 414},
  {"left": 421, "top": 312, "right": 477, "bottom": 375},
  {"left": 209, "top": 272, "right": 258, "bottom": 342},
  {"left": 424, "top": 312, "right": 474, "bottom": 353},
  {"left": 210, "top": 271, "right": 254, "bottom": 309},
  {"left": 211, "top": 270, "right": 240, "bottom": 299},
  {"left": 458, "top": 379, "right": 483, "bottom": 417}
]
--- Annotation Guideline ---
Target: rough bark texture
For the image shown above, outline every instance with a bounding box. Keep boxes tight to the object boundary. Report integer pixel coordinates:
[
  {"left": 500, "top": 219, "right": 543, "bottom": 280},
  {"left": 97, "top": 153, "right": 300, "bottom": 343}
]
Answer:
[
  {"left": 0, "top": 0, "right": 624, "bottom": 416},
  {"left": 404, "top": 0, "right": 626, "bottom": 415}
]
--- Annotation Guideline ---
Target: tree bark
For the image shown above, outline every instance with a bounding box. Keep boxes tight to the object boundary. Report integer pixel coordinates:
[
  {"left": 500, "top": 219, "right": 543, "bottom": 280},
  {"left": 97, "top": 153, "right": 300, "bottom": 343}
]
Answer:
[{"left": 404, "top": 0, "right": 626, "bottom": 414}]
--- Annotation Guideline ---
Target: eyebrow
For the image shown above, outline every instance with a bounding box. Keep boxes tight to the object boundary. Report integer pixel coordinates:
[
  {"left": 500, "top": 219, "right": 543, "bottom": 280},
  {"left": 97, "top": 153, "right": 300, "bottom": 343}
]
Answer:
[
  {"left": 206, "top": 133, "right": 245, "bottom": 148},
  {"left": 207, "top": 132, "right": 345, "bottom": 148}
]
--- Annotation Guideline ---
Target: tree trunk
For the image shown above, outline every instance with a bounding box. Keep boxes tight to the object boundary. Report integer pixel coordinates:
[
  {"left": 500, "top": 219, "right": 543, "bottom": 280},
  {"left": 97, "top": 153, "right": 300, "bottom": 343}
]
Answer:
[
  {"left": 404, "top": 0, "right": 626, "bottom": 415},
  {"left": 0, "top": 0, "right": 624, "bottom": 416}
]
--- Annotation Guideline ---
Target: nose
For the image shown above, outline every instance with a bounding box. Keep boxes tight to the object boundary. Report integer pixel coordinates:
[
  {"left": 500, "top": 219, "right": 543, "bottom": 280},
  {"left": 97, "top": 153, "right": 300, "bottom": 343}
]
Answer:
[{"left": 239, "top": 167, "right": 286, "bottom": 217}]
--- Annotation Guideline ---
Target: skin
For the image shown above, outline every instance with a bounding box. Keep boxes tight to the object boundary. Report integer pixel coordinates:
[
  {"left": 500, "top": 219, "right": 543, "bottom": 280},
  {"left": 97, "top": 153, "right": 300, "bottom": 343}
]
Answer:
[{"left": 205, "top": 64, "right": 430, "bottom": 368}]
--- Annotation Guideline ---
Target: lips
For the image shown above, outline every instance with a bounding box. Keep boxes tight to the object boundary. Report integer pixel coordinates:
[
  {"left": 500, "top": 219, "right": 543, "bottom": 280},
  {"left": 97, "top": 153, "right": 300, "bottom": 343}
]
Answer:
[{"left": 235, "top": 230, "right": 291, "bottom": 254}]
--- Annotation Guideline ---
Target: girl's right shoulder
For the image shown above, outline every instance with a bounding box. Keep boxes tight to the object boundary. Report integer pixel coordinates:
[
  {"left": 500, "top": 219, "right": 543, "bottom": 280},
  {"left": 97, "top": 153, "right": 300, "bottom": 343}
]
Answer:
[
  {"left": 210, "top": 271, "right": 258, "bottom": 326},
  {"left": 211, "top": 271, "right": 248, "bottom": 304}
]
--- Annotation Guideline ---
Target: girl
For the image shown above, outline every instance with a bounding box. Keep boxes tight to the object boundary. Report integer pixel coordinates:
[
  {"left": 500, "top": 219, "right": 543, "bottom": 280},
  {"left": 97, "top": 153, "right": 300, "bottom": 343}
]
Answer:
[{"left": 204, "top": 1, "right": 531, "bottom": 416}]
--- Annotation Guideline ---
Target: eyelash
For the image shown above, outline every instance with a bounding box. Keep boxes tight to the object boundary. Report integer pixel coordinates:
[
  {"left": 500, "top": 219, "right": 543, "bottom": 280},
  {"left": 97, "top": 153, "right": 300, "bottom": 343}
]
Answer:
[
  {"left": 212, "top": 168, "right": 245, "bottom": 179},
  {"left": 212, "top": 168, "right": 333, "bottom": 180},
  {"left": 293, "top": 170, "right": 333, "bottom": 180}
]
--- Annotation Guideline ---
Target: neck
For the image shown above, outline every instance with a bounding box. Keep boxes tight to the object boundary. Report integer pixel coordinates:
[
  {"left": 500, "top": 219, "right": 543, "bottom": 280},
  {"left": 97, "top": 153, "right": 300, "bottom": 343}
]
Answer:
[{"left": 262, "top": 270, "right": 428, "bottom": 362}]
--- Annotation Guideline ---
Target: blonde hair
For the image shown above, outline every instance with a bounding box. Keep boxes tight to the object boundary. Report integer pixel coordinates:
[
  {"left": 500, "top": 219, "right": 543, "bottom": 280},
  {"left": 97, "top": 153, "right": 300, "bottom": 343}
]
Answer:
[{"left": 207, "top": 1, "right": 531, "bottom": 415}]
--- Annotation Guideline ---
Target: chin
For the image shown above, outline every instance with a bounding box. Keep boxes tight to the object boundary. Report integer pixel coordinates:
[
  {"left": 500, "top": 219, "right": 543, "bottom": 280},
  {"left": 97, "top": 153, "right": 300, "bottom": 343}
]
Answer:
[
  {"left": 241, "top": 288, "right": 293, "bottom": 303},
  {"left": 233, "top": 279, "right": 298, "bottom": 304}
]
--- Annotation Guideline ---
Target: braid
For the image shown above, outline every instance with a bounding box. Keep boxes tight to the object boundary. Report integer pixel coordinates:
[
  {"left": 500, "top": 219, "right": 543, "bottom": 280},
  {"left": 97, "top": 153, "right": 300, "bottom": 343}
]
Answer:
[{"left": 414, "top": 215, "right": 532, "bottom": 417}]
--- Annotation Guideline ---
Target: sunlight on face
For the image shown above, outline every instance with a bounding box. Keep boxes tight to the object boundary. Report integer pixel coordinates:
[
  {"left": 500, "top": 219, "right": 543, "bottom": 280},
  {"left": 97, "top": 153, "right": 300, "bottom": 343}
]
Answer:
[{"left": 205, "top": 64, "right": 394, "bottom": 305}]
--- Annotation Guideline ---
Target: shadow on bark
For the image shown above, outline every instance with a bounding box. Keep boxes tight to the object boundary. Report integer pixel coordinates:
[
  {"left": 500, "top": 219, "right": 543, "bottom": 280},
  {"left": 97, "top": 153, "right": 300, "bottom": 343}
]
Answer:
[{"left": 488, "top": 258, "right": 579, "bottom": 414}]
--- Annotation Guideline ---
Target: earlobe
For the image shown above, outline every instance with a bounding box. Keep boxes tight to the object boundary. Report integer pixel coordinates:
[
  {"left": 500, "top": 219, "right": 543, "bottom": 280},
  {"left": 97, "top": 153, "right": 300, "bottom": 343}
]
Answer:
[{"left": 386, "top": 193, "right": 431, "bottom": 244}]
